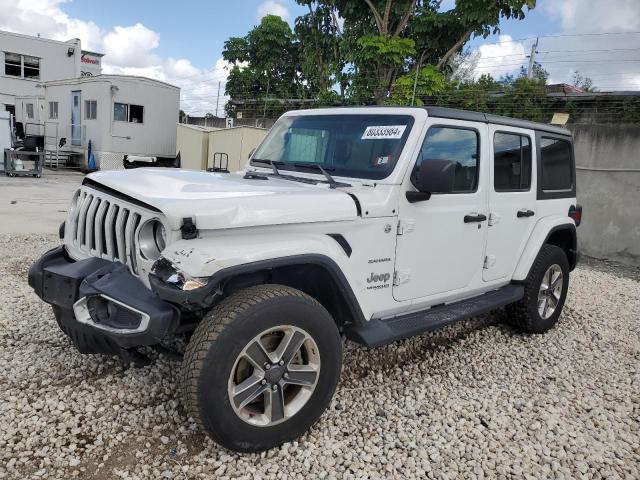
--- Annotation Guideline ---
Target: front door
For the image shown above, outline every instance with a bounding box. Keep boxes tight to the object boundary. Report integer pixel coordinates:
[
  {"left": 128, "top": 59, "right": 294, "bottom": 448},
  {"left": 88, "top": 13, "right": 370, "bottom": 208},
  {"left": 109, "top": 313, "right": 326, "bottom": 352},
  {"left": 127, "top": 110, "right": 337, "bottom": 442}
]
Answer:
[
  {"left": 71, "top": 91, "right": 81, "bottom": 146},
  {"left": 483, "top": 125, "right": 537, "bottom": 281},
  {"left": 393, "top": 120, "right": 489, "bottom": 303}
]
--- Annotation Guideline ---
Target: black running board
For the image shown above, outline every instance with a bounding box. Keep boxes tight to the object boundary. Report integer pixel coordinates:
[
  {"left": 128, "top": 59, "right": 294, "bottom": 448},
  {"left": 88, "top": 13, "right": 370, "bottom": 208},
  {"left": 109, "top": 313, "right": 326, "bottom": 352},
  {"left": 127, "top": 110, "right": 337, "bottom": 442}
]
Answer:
[{"left": 345, "top": 284, "right": 524, "bottom": 348}]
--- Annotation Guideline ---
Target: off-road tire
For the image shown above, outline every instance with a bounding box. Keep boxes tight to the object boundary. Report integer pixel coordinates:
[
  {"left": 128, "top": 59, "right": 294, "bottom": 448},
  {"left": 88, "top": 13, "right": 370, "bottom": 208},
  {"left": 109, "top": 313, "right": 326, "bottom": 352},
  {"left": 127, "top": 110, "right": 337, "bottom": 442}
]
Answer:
[
  {"left": 506, "top": 244, "right": 570, "bottom": 333},
  {"left": 182, "top": 284, "right": 342, "bottom": 452}
]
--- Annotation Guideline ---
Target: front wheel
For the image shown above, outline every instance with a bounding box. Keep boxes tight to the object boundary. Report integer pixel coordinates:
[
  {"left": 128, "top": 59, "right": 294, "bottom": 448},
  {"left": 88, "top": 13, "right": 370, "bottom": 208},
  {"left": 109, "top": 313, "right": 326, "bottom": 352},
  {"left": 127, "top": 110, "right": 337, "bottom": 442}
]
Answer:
[
  {"left": 506, "top": 244, "right": 570, "bottom": 333},
  {"left": 182, "top": 284, "right": 342, "bottom": 452}
]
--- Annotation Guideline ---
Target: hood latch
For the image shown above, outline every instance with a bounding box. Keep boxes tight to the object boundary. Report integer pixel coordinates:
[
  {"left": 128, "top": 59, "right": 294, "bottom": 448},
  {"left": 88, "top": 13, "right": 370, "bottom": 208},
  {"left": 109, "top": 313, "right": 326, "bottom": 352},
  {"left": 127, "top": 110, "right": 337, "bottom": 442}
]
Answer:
[{"left": 181, "top": 217, "right": 198, "bottom": 240}]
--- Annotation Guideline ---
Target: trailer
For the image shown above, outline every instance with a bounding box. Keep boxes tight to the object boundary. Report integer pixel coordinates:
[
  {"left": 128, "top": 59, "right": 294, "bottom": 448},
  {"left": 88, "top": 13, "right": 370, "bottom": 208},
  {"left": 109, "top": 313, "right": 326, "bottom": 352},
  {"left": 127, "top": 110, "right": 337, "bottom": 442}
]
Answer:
[{"left": 38, "top": 75, "right": 180, "bottom": 170}]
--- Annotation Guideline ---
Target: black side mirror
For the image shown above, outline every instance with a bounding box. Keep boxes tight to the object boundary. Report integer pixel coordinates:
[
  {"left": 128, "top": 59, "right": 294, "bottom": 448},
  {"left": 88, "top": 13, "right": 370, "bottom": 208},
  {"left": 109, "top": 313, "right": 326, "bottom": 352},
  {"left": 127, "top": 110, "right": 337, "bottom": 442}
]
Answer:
[{"left": 406, "top": 159, "right": 455, "bottom": 203}]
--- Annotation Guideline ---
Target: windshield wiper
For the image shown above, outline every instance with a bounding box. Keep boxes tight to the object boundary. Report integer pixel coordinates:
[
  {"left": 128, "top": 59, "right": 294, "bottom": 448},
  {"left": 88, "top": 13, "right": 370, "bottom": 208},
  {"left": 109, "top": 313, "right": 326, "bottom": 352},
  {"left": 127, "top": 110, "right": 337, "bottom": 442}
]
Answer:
[
  {"left": 292, "top": 162, "right": 341, "bottom": 189},
  {"left": 252, "top": 158, "right": 283, "bottom": 176}
]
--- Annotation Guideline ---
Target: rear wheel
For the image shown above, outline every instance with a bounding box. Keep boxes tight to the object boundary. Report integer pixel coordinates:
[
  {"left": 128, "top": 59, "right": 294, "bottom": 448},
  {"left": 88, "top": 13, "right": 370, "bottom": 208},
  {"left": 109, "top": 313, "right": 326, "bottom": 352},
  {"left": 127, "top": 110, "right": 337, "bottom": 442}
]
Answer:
[
  {"left": 182, "top": 284, "right": 342, "bottom": 452},
  {"left": 506, "top": 244, "right": 570, "bottom": 333}
]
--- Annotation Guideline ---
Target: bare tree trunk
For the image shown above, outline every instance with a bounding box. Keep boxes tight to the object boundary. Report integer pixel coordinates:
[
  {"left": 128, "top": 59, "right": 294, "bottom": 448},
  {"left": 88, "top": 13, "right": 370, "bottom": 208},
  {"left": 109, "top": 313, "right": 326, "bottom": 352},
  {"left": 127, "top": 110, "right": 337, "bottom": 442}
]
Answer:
[{"left": 437, "top": 29, "right": 473, "bottom": 70}]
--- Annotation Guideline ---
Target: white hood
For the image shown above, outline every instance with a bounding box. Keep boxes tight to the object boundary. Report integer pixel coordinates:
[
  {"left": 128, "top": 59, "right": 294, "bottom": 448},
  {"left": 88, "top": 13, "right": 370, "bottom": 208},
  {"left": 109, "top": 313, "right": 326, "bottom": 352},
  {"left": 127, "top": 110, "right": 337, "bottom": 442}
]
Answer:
[{"left": 86, "top": 168, "right": 360, "bottom": 230}]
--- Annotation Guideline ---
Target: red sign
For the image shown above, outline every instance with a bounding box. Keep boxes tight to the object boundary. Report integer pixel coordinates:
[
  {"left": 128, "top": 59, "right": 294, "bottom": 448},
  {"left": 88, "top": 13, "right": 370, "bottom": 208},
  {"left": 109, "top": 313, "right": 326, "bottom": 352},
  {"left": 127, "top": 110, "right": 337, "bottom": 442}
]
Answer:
[{"left": 81, "top": 54, "right": 100, "bottom": 65}]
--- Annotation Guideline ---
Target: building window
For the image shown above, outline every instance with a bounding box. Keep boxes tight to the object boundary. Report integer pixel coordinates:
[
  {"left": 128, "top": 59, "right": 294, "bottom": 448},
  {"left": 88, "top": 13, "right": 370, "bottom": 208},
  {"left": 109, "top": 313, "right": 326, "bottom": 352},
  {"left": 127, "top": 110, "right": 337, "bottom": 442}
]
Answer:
[
  {"left": 25, "top": 103, "right": 34, "bottom": 119},
  {"left": 540, "top": 137, "right": 573, "bottom": 191},
  {"left": 23, "top": 55, "right": 40, "bottom": 79},
  {"left": 4, "top": 52, "right": 21, "bottom": 77},
  {"left": 129, "top": 104, "right": 144, "bottom": 123},
  {"left": 114, "top": 102, "right": 128, "bottom": 122},
  {"left": 4, "top": 52, "right": 40, "bottom": 79},
  {"left": 49, "top": 101, "right": 58, "bottom": 119},
  {"left": 493, "top": 132, "right": 532, "bottom": 191},
  {"left": 114, "top": 102, "right": 144, "bottom": 123},
  {"left": 417, "top": 126, "right": 480, "bottom": 193},
  {"left": 85, "top": 100, "right": 97, "bottom": 120}
]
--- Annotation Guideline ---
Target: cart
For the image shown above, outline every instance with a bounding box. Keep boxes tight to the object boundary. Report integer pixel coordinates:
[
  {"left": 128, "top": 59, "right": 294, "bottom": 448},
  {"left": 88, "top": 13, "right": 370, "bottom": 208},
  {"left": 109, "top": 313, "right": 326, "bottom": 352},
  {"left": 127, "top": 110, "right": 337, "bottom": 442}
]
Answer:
[{"left": 4, "top": 149, "right": 44, "bottom": 177}]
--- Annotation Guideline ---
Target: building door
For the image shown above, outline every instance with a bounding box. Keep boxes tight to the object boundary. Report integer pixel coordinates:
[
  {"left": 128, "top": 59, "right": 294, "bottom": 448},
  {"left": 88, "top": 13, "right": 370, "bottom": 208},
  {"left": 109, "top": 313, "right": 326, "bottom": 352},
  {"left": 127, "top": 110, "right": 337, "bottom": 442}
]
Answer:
[
  {"left": 71, "top": 91, "right": 81, "bottom": 146},
  {"left": 393, "top": 120, "right": 489, "bottom": 303}
]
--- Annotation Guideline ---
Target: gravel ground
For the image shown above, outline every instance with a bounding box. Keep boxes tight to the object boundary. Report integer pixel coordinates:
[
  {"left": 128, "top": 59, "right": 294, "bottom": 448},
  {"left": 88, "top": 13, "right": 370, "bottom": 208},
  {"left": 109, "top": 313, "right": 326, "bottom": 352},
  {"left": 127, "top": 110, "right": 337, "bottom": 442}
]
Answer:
[{"left": 0, "top": 234, "right": 638, "bottom": 480}]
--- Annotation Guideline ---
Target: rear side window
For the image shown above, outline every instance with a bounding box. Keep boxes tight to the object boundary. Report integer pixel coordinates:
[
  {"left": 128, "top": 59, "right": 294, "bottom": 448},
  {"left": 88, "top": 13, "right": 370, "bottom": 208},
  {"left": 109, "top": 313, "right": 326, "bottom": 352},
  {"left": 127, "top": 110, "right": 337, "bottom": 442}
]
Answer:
[
  {"left": 540, "top": 137, "right": 572, "bottom": 191},
  {"left": 418, "top": 126, "right": 479, "bottom": 193},
  {"left": 493, "top": 132, "right": 531, "bottom": 191}
]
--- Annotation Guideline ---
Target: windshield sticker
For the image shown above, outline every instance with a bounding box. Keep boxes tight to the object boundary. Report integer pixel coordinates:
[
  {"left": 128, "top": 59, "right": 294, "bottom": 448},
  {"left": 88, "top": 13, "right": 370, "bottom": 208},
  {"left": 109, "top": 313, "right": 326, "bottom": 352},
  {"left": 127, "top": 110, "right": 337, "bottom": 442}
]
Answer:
[
  {"left": 374, "top": 155, "right": 391, "bottom": 166},
  {"left": 362, "top": 125, "right": 407, "bottom": 140}
]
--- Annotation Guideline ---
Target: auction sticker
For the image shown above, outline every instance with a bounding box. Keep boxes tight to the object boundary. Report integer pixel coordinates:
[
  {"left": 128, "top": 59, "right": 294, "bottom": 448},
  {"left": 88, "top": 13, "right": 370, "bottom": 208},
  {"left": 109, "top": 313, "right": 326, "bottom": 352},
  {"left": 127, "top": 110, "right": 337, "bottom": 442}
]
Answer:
[{"left": 362, "top": 125, "right": 407, "bottom": 140}]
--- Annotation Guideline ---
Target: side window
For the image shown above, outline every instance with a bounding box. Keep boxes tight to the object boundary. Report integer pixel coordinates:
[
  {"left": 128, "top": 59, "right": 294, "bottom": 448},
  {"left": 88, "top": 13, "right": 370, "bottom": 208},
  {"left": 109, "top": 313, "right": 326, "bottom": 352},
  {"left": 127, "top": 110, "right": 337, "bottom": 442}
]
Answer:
[
  {"left": 129, "top": 104, "right": 144, "bottom": 123},
  {"left": 85, "top": 100, "right": 97, "bottom": 120},
  {"left": 23, "top": 55, "right": 40, "bottom": 79},
  {"left": 48, "top": 101, "right": 58, "bottom": 119},
  {"left": 5, "top": 52, "right": 21, "bottom": 77},
  {"left": 540, "top": 137, "right": 572, "bottom": 191},
  {"left": 493, "top": 132, "right": 531, "bottom": 191},
  {"left": 417, "top": 126, "right": 479, "bottom": 193},
  {"left": 114, "top": 102, "right": 128, "bottom": 122},
  {"left": 25, "top": 103, "right": 34, "bottom": 119}
]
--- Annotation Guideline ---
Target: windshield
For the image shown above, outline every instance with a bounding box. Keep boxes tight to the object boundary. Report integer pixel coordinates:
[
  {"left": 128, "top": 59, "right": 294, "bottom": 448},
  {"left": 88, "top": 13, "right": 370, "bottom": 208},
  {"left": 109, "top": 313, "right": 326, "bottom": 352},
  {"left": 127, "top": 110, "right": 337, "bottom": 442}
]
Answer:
[{"left": 251, "top": 114, "right": 414, "bottom": 180}]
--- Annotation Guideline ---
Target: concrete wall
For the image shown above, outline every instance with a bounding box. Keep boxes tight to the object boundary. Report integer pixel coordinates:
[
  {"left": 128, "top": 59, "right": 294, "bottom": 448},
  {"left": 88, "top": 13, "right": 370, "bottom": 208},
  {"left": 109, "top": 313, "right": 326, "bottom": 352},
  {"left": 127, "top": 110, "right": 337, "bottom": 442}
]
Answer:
[{"left": 570, "top": 124, "right": 640, "bottom": 266}]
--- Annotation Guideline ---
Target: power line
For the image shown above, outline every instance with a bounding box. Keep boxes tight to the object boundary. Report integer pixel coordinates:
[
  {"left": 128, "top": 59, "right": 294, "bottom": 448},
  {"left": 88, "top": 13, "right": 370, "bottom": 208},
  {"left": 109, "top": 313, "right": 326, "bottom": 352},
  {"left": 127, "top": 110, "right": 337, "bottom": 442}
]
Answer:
[{"left": 473, "top": 31, "right": 640, "bottom": 46}]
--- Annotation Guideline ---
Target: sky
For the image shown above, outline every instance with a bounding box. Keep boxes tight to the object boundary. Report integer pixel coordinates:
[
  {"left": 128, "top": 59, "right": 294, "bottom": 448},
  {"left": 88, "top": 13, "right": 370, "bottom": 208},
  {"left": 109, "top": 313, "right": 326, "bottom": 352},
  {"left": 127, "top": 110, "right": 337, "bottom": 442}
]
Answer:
[{"left": 1, "top": 0, "right": 639, "bottom": 115}]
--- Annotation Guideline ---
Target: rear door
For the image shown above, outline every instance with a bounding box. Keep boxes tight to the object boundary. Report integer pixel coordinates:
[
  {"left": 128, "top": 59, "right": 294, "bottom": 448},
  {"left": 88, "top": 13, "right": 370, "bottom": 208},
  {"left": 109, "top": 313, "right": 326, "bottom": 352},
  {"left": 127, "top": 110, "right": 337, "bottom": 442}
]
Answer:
[{"left": 483, "top": 125, "right": 537, "bottom": 281}]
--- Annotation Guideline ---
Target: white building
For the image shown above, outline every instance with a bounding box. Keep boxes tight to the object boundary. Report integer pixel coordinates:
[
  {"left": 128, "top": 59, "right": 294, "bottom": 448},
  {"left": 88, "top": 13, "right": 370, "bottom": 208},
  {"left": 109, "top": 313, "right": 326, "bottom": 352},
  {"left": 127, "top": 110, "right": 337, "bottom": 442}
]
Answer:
[
  {"left": 80, "top": 50, "right": 103, "bottom": 77},
  {"left": 0, "top": 30, "right": 96, "bottom": 121},
  {"left": 1, "top": 30, "right": 178, "bottom": 170},
  {"left": 41, "top": 75, "right": 180, "bottom": 169}
]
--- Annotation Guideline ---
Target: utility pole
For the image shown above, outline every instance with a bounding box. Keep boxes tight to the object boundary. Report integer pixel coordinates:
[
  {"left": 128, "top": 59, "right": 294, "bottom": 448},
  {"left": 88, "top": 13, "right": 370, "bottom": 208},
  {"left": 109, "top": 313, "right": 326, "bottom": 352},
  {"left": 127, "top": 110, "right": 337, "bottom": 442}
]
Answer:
[
  {"left": 215, "top": 81, "right": 221, "bottom": 117},
  {"left": 411, "top": 55, "right": 423, "bottom": 107},
  {"left": 527, "top": 37, "right": 539, "bottom": 79},
  {"left": 263, "top": 75, "right": 270, "bottom": 119}
]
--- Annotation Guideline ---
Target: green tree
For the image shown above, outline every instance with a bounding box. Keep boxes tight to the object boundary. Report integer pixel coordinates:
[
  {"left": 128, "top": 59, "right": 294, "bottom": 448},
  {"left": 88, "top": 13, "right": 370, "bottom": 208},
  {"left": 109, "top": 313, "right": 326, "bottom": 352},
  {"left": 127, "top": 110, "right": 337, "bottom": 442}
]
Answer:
[
  {"left": 329, "top": 0, "right": 535, "bottom": 103},
  {"left": 223, "top": 15, "right": 302, "bottom": 117},
  {"left": 294, "top": 1, "right": 347, "bottom": 101},
  {"left": 222, "top": 0, "right": 536, "bottom": 110},
  {"left": 387, "top": 64, "right": 446, "bottom": 105}
]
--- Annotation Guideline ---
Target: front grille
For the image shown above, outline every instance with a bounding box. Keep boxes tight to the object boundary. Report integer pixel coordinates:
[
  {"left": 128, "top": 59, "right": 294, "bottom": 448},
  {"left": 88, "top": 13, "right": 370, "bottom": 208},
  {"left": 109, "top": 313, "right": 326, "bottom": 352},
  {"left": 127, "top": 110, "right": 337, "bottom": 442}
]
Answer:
[{"left": 67, "top": 189, "right": 146, "bottom": 274}]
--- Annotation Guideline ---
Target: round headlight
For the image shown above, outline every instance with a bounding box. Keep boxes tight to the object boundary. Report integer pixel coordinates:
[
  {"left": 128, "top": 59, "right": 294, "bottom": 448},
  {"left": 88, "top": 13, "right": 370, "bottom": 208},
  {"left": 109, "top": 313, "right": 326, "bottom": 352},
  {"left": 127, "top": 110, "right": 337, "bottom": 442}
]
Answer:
[{"left": 139, "top": 220, "right": 167, "bottom": 261}]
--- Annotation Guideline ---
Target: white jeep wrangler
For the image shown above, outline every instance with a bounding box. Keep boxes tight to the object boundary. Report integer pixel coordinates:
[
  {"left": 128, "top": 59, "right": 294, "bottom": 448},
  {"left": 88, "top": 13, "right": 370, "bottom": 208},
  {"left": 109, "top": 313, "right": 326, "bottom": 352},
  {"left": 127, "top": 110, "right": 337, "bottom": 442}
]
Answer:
[{"left": 29, "top": 107, "right": 581, "bottom": 452}]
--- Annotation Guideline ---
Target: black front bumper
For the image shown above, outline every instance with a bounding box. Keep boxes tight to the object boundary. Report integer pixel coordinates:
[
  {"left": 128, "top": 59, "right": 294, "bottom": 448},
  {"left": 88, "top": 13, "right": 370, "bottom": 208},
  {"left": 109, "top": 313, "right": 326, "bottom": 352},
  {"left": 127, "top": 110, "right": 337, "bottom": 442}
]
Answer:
[{"left": 29, "top": 247, "right": 179, "bottom": 355}]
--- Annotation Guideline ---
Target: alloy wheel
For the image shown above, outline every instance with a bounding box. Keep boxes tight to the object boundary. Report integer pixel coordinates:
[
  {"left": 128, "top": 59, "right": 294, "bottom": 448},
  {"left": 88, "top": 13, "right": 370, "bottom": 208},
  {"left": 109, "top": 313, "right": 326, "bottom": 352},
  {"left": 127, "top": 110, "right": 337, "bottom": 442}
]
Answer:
[
  {"left": 538, "top": 264, "right": 563, "bottom": 320},
  {"left": 227, "top": 325, "right": 321, "bottom": 427}
]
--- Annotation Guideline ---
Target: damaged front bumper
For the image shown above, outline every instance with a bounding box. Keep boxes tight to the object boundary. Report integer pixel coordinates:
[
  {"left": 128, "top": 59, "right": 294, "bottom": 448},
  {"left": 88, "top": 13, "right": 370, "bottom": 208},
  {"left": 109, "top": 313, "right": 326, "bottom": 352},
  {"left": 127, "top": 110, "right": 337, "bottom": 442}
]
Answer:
[{"left": 28, "top": 247, "right": 179, "bottom": 355}]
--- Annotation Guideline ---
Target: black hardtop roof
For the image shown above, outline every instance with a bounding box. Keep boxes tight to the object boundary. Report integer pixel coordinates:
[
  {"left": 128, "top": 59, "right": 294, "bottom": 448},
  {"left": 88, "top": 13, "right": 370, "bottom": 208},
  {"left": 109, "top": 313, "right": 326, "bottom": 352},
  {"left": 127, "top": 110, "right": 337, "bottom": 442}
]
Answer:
[{"left": 424, "top": 106, "right": 572, "bottom": 137}]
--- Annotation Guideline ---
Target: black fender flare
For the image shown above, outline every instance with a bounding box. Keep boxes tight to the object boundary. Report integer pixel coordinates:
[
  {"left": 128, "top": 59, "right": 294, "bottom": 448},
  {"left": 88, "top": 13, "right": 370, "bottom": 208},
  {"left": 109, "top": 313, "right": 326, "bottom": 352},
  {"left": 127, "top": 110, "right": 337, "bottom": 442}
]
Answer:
[
  {"left": 544, "top": 223, "right": 579, "bottom": 271},
  {"left": 150, "top": 254, "right": 367, "bottom": 324}
]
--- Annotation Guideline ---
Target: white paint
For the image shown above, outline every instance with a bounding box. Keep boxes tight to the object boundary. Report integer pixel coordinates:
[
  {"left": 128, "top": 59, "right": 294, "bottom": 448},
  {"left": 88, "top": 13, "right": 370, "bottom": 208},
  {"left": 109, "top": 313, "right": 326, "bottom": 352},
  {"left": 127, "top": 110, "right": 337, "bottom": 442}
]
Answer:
[
  {"left": 482, "top": 124, "right": 538, "bottom": 282},
  {"left": 63, "top": 107, "right": 577, "bottom": 321},
  {"left": 86, "top": 168, "right": 358, "bottom": 231},
  {"left": 40, "top": 74, "right": 179, "bottom": 161},
  {"left": 0, "top": 30, "right": 81, "bottom": 110},
  {"left": 0, "top": 111, "right": 10, "bottom": 169}
]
